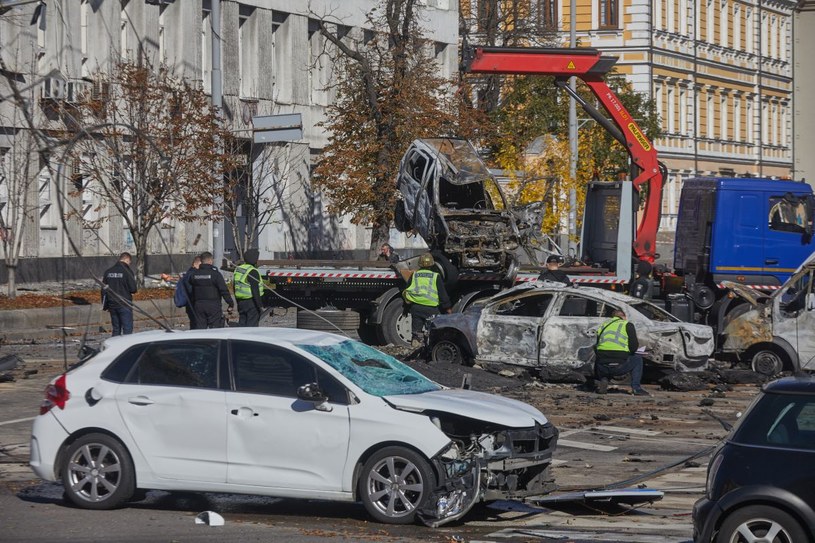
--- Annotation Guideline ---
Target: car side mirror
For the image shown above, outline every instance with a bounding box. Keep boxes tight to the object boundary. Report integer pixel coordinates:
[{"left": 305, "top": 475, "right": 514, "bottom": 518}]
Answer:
[{"left": 297, "top": 383, "right": 332, "bottom": 412}]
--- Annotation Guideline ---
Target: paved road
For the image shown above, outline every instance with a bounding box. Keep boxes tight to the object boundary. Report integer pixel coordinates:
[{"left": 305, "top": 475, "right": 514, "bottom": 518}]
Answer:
[{"left": 0, "top": 335, "right": 756, "bottom": 542}]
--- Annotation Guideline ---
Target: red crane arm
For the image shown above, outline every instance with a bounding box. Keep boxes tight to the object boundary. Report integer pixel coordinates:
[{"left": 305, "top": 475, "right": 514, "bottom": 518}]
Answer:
[{"left": 464, "top": 46, "right": 664, "bottom": 262}]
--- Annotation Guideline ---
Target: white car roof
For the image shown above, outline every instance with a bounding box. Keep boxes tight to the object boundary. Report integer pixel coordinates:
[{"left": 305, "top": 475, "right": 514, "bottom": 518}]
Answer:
[{"left": 101, "top": 327, "right": 349, "bottom": 350}]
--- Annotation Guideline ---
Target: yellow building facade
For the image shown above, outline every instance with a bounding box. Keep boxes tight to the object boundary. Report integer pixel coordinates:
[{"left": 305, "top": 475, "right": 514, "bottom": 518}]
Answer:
[{"left": 461, "top": 0, "right": 799, "bottom": 231}]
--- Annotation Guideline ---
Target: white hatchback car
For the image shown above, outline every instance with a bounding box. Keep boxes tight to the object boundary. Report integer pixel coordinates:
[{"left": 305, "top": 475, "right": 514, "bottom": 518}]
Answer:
[{"left": 30, "top": 328, "right": 558, "bottom": 526}]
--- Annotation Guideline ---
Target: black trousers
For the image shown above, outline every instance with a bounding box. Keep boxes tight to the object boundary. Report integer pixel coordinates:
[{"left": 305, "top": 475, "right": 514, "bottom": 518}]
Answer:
[
  {"left": 184, "top": 304, "right": 197, "bottom": 329},
  {"left": 409, "top": 303, "right": 439, "bottom": 340},
  {"left": 237, "top": 299, "right": 260, "bottom": 327},
  {"left": 193, "top": 300, "right": 224, "bottom": 329}
]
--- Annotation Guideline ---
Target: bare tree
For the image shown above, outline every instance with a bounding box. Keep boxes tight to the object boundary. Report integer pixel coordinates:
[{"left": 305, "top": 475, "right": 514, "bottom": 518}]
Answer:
[
  {"left": 310, "top": 0, "right": 460, "bottom": 255},
  {"left": 64, "top": 60, "right": 238, "bottom": 285},
  {"left": 0, "top": 97, "right": 40, "bottom": 299},
  {"left": 222, "top": 138, "right": 308, "bottom": 261}
]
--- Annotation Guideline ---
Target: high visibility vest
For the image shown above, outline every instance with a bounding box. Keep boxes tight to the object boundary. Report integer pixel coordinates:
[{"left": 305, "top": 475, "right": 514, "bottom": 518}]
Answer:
[
  {"left": 233, "top": 263, "right": 264, "bottom": 300},
  {"left": 596, "top": 317, "right": 630, "bottom": 352},
  {"left": 403, "top": 269, "right": 440, "bottom": 307}
]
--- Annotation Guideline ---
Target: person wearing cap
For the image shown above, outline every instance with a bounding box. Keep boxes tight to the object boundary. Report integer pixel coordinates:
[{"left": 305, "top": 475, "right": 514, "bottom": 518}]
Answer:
[
  {"left": 233, "top": 248, "right": 264, "bottom": 327},
  {"left": 594, "top": 309, "right": 650, "bottom": 396},
  {"left": 537, "top": 255, "right": 572, "bottom": 286},
  {"left": 629, "top": 260, "right": 653, "bottom": 299},
  {"left": 402, "top": 252, "right": 451, "bottom": 347}
]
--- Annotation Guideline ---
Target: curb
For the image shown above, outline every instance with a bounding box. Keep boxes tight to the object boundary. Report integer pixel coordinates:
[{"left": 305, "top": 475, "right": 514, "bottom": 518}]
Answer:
[{"left": 0, "top": 299, "right": 189, "bottom": 343}]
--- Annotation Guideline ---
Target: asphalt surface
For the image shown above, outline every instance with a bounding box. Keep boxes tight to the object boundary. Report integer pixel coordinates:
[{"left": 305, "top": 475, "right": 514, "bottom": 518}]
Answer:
[{"left": 0, "top": 315, "right": 761, "bottom": 542}]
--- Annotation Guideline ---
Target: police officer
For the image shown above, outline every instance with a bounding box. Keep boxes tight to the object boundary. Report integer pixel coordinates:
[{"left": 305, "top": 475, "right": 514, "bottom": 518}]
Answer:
[
  {"left": 403, "top": 253, "right": 451, "bottom": 347},
  {"left": 233, "top": 248, "right": 264, "bottom": 327},
  {"left": 102, "top": 252, "right": 137, "bottom": 336},
  {"left": 188, "top": 251, "right": 234, "bottom": 329},
  {"left": 594, "top": 309, "right": 650, "bottom": 396},
  {"left": 629, "top": 260, "right": 653, "bottom": 299},
  {"left": 537, "top": 255, "right": 572, "bottom": 286}
]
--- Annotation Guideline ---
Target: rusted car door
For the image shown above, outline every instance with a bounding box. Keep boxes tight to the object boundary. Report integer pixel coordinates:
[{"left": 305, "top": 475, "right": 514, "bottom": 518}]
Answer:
[
  {"left": 538, "top": 293, "right": 616, "bottom": 370},
  {"left": 475, "top": 293, "right": 555, "bottom": 366}
]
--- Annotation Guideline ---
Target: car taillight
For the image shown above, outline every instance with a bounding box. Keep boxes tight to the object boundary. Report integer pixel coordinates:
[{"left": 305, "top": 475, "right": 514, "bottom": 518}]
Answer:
[{"left": 40, "top": 374, "right": 70, "bottom": 415}]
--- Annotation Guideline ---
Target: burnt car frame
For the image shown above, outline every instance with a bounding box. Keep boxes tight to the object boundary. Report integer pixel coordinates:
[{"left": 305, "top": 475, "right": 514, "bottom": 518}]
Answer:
[
  {"left": 395, "top": 138, "right": 521, "bottom": 274},
  {"left": 428, "top": 283, "right": 713, "bottom": 373},
  {"left": 720, "top": 251, "right": 815, "bottom": 376}
]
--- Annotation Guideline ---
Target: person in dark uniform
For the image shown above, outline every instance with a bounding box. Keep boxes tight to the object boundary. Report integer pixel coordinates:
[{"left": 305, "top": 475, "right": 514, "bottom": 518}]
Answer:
[
  {"left": 181, "top": 255, "right": 201, "bottom": 329},
  {"left": 188, "top": 251, "right": 234, "bottom": 329},
  {"left": 102, "top": 252, "right": 138, "bottom": 336},
  {"left": 233, "top": 248, "right": 264, "bottom": 327},
  {"left": 402, "top": 253, "right": 451, "bottom": 347},
  {"left": 594, "top": 309, "right": 649, "bottom": 396},
  {"left": 537, "top": 255, "right": 572, "bottom": 286},
  {"left": 629, "top": 260, "right": 653, "bottom": 300}
]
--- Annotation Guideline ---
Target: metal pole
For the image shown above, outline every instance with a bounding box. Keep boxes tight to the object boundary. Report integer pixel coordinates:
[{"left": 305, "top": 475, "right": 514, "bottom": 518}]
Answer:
[
  {"left": 211, "top": 0, "right": 225, "bottom": 268},
  {"left": 568, "top": 0, "right": 578, "bottom": 258}
]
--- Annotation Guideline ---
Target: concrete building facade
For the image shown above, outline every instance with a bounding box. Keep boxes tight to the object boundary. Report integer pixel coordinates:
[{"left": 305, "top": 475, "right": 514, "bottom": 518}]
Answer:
[{"left": 0, "top": 0, "right": 458, "bottom": 282}]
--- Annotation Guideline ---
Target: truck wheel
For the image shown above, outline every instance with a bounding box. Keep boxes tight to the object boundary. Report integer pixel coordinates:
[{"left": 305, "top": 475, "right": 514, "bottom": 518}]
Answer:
[{"left": 381, "top": 300, "right": 411, "bottom": 347}]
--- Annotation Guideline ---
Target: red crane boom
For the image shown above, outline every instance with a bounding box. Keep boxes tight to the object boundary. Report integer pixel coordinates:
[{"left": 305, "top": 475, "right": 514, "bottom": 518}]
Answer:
[{"left": 464, "top": 46, "right": 665, "bottom": 263}]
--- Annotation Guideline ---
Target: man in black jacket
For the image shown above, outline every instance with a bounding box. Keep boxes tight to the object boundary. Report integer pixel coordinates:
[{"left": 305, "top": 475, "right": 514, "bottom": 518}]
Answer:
[
  {"left": 537, "top": 255, "right": 572, "bottom": 286},
  {"left": 102, "top": 252, "right": 138, "bottom": 336},
  {"left": 188, "top": 251, "right": 234, "bottom": 329}
]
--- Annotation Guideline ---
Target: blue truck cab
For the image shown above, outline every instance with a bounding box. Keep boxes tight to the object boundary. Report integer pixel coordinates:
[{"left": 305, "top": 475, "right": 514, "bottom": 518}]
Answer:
[{"left": 675, "top": 178, "right": 814, "bottom": 297}]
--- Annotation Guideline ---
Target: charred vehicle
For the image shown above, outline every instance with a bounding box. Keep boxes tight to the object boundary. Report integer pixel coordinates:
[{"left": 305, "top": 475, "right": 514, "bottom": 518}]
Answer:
[
  {"left": 720, "top": 251, "right": 815, "bottom": 376},
  {"left": 30, "top": 328, "right": 558, "bottom": 528},
  {"left": 427, "top": 283, "right": 713, "bottom": 373},
  {"left": 395, "top": 138, "right": 522, "bottom": 275}
]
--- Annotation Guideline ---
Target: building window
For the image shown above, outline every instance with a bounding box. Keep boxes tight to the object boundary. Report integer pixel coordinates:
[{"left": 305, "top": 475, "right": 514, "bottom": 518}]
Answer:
[
  {"left": 734, "top": 95, "right": 741, "bottom": 142},
  {"left": 745, "top": 8, "right": 754, "bottom": 54},
  {"left": 536, "top": 0, "right": 558, "bottom": 29},
  {"left": 719, "top": 0, "right": 728, "bottom": 48},
  {"left": 706, "top": 92, "right": 714, "bottom": 139},
  {"left": 770, "top": 15, "right": 778, "bottom": 59},
  {"left": 668, "top": 86, "right": 676, "bottom": 133},
  {"left": 598, "top": 0, "right": 618, "bottom": 29},
  {"left": 733, "top": 4, "right": 741, "bottom": 50},
  {"left": 705, "top": 0, "right": 714, "bottom": 44},
  {"left": 654, "top": 0, "right": 662, "bottom": 29},
  {"left": 477, "top": 0, "right": 496, "bottom": 32},
  {"left": 666, "top": 0, "right": 674, "bottom": 33},
  {"left": 679, "top": 87, "right": 687, "bottom": 134},
  {"left": 720, "top": 94, "right": 728, "bottom": 141},
  {"left": 679, "top": 0, "right": 687, "bottom": 35}
]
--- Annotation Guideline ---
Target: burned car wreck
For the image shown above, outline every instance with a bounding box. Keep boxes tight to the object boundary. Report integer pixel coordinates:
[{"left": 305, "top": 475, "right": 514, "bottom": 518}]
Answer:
[
  {"left": 720, "top": 251, "right": 815, "bottom": 376},
  {"left": 427, "top": 282, "right": 714, "bottom": 374},
  {"left": 395, "top": 138, "right": 523, "bottom": 275}
]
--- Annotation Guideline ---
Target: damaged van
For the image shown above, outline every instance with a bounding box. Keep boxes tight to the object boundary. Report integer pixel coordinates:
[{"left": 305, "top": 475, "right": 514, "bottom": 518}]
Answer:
[
  {"left": 395, "top": 138, "right": 522, "bottom": 275},
  {"left": 428, "top": 283, "right": 714, "bottom": 373},
  {"left": 720, "top": 251, "right": 815, "bottom": 376}
]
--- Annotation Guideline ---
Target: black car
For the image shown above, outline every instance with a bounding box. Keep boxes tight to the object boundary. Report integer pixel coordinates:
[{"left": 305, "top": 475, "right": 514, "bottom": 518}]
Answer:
[{"left": 693, "top": 376, "right": 815, "bottom": 542}]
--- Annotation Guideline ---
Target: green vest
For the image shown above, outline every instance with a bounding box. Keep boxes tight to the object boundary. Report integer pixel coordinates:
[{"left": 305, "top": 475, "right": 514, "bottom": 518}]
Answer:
[
  {"left": 234, "top": 263, "right": 264, "bottom": 300},
  {"left": 404, "top": 269, "right": 440, "bottom": 307},
  {"left": 596, "top": 317, "right": 630, "bottom": 352}
]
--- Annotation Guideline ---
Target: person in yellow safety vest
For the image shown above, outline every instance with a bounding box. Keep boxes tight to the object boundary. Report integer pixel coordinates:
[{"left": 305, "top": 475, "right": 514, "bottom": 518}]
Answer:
[
  {"left": 233, "top": 248, "right": 265, "bottom": 327},
  {"left": 402, "top": 253, "right": 452, "bottom": 348},
  {"left": 594, "top": 309, "right": 650, "bottom": 396}
]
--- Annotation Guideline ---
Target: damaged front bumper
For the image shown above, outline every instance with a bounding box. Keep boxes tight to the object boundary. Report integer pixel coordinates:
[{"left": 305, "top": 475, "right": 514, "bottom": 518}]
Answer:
[{"left": 419, "top": 421, "right": 559, "bottom": 527}]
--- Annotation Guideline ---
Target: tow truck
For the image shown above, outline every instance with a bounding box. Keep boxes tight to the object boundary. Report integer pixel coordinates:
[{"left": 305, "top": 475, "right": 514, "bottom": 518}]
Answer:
[{"left": 260, "top": 46, "right": 814, "bottom": 349}]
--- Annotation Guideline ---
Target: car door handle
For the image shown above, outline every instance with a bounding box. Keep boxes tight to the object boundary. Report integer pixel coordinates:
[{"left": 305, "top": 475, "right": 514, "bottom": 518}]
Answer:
[
  {"left": 230, "top": 408, "right": 259, "bottom": 417},
  {"left": 765, "top": 259, "right": 779, "bottom": 265},
  {"left": 128, "top": 396, "right": 154, "bottom": 406}
]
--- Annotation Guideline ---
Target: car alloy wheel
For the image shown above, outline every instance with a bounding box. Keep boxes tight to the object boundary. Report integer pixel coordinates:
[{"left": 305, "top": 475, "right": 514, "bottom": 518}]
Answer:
[
  {"left": 360, "top": 446, "right": 434, "bottom": 524},
  {"left": 716, "top": 505, "right": 806, "bottom": 543},
  {"left": 62, "top": 433, "right": 135, "bottom": 510}
]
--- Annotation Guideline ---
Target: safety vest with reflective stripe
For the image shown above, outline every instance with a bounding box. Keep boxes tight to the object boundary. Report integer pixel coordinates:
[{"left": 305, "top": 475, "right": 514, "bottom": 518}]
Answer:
[
  {"left": 596, "top": 317, "right": 630, "bottom": 352},
  {"left": 233, "top": 263, "right": 264, "bottom": 300},
  {"left": 403, "top": 269, "right": 440, "bottom": 307}
]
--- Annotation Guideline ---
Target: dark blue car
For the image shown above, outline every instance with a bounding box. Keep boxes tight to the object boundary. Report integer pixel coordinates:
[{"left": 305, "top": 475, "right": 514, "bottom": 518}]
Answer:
[{"left": 693, "top": 376, "right": 815, "bottom": 542}]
